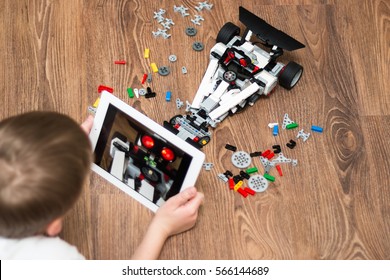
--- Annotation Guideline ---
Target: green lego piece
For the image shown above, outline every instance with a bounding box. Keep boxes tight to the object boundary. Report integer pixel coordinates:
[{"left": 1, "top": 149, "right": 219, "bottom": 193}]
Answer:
[
  {"left": 246, "top": 167, "right": 258, "bottom": 174},
  {"left": 264, "top": 173, "right": 275, "bottom": 182},
  {"left": 286, "top": 122, "right": 299, "bottom": 129},
  {"left": 127, "top": 88, "right": 134, "bottom": 98}
]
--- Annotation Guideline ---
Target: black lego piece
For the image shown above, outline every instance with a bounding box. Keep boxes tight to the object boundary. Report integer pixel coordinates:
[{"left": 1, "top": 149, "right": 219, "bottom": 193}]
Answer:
[{"left": 225, "top": 144, "right": 237, "bottom": 152}]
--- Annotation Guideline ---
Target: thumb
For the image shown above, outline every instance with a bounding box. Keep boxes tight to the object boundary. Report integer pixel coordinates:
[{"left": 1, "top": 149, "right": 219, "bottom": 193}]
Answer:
[
  {"left": 170, "top": 187, "right": 197, "bottom": 207},
  {"left": 81, "top": 115, "right": 94, "bottom": 134}
]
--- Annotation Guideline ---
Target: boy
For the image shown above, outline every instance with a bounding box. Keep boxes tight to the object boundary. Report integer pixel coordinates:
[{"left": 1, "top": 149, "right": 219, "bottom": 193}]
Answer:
[{"left": 0, "top": 112, "right": 204, "bottom": 259}]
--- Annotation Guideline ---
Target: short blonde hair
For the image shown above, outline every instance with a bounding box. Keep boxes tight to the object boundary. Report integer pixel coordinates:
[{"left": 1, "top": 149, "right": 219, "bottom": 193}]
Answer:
[{"left": 0, "top": 111, "right": 92, "bottom": 238}]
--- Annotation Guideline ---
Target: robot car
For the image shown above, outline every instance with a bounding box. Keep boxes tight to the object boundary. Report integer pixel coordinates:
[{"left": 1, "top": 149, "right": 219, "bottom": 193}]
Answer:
[{"left": 164, "top": 6, "right": 305, "bottom": 148}]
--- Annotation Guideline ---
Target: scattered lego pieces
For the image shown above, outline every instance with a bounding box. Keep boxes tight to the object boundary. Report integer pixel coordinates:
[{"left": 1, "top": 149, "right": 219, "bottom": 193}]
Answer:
[
  {"left": 286, "top": 139, "right": 297, "bottom": 149},
  {"left": 225, "top": 144, "right": 237, "bottom": 152},
  {"left": 268, "top": 122, "right": 278, "bottom": 128},
  {"left": 231, "top": 151, "right": 252, "bottom": 169},
  {"left": 168, "top": 54, "right": 177, "bottom": 62},
  {"left": 234, "top": 180, "right": 243, "bottom": 191},
  {"left": 263, "top": 173, "right": 275, "bottom": 182},
  {"left": 195, "top": 1, "right": 213, "bottom": 11},
  {"left": 276, "top": 165, "right": 283, "bottom": 176},
  {"left": 181, "top": 66, "right": 188, "bottom": 74},
  {"left": 173, "top": 5, "right": 190, "bottom": 17},
  {"left": 144, "top": 48, "right": 150, "bottom": 59},
  {"left": 224, "top": 170, "right": 233, "bottom": 178},
  {"left": 282, "top": 113, "right": 294, "bottom": 129},
  {"left": 273, "top": 124, "right": 279, "bottom": 136},
  {"left": 239, "top": 170, "right": 250, "bottom": 180},
  {"left": 93, "top": 97, "right": 100, "bottom": 108},
  {"left": 141, "top": 73, "right": 148, "bottom": 84},
  {"left": 114, "top": 60, "right": 126, "bottom": 65},
  {"left": 191, "top": 15, "right": 204, "bottom": 26},
  {"left": 272, "top": 145, "right": 281, "bottom": 154},
  {"left": 248, "top": 175, "right": 269, "bottom": 192},
  {"left": 145, "top": 87, "right": 156, "bottom": 98},
  {"left": 134, "top": 88, "right": 139, "bottom": 98},
  {"left": 127, "top": 88, "right": 134, "bottom": 98},
  {"left": 246, "top": 167, "right": 258, "bottom": 174},
  {"left": 176, "top": 98, "right": 184, "bottom": 109},
  {"left": 244, "top": 187, "right": 255, "bottom": 196},
  {"left": 203, "top": 162, "right": 214, "bottom": 171},
  {"left": 228, "top": 177, "right": 235, "bottom": 190},
  {"left": 218, "top": 173, "right": 228, "bottom": 182},
  {"left": 147, "top": 73, "right": 152, "bottom": 83},
  {"left": 158, "top": 66, "right": 170, "bottom": 76},
  {"left": 237, "top": 187, "right": 249, "bottom": 198},
  {"left": 250, "top": 151, "right": 262, "bottom": 157},
  {"left": 150, "top": 63, "right": 159, "bottom": 73},
  {"left": 286, "top": 122, "right": 299, "bottom": 129},
  {"left": 185, "top": 27, "right": 197, "bottom": 36},
  {"left": 165, "top": 91, "right": 171, "bottom": 101},
  {"left": 138, "top": 88, "right": 147, "bottom": 96},
  {"left": 311, "top": 125, "right": 324, "bottom": 133},
  {"left": 297, "top": 129, "right": 310, "bottom": 142},
  {"left": 192, "top": 41, "right": 204, "bottom": 51}
]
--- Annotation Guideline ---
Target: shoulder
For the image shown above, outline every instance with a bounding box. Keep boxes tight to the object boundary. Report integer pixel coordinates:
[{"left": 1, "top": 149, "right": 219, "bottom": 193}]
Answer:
[{"left": 0, "top": 235, "right": 85, "bottom": 260}]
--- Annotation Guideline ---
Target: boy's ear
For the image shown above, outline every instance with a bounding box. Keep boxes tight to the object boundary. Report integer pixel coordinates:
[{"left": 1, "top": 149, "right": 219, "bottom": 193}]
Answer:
[{"left": 45, "top": 218, "right": 63, "bottom": 236}]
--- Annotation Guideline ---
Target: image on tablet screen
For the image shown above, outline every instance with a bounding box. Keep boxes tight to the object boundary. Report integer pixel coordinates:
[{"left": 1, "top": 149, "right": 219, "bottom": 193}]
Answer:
[{"left": 93, "top": 104, "right": 193, "bottom": 206}]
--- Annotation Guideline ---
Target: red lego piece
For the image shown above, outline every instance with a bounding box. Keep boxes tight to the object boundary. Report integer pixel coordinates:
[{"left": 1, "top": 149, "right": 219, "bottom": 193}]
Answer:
[
  {"left": 244, "top": 187, "right": 255, "bottom": 195},
  {"left": 114, "top": 60, "right": 126, "bottom": 65},
  {"left": 262, "top": 149, "right": 271, "bottom": 158},
  {"left": 276, "top": 165, "right": 283, "bottom": 176},
  {"left": 237, "top": 187, "right": 248, "bottom": 198},
  {"left": 98, "top": 85, "right": 114, "bottom": 93},
  {"left": 228, "top": 178, "right": 235, "bottom": 190},
  {"left": 265, "top": 152, "right": 275, "bottom": 160},
  {"left": 141, "top": 73, "right": 148, "bottom": 84}
]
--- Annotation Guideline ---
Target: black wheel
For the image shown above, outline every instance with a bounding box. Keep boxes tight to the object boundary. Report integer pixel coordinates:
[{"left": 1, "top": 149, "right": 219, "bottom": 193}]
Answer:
[
  {"left": 216, "top": 22, "right": 240, "bottom": 44},
  {"left": 278, "top": 61, "right": 303, "bottom": 90},
  {"left": 169, "top": 115, "right": 182, "bottom": 125}
]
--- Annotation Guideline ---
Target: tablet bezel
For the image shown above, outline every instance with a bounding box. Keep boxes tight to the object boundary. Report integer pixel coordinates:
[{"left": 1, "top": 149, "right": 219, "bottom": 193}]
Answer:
[{"left": 89, "top": 91, "right": 205, "bottom": 212}]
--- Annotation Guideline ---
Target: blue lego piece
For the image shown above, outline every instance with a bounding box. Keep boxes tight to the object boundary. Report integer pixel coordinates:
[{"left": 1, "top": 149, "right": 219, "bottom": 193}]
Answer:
[
  {"left": 273, "top": 124, "right": 279, "bottom": 136},
  {"left": 166, "top": 91, "right": 171, "bottom": 101},
  {"left": 311, "top": 125, "right": 323, "bottom": 133}
]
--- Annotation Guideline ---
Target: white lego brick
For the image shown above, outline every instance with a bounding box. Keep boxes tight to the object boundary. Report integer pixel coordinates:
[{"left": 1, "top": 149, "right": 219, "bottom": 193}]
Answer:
[
  {"left": 208, "top": 82, "right": 260, "bottom": 120},
  {"left": 191, "top": 59, "right": 219, "bottom": 109}
]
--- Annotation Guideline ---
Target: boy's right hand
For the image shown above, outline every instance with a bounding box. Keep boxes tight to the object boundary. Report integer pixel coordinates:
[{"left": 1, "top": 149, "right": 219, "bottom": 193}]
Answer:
[{"left": 152, "top": 187, "right": 204, "bottom": 238}]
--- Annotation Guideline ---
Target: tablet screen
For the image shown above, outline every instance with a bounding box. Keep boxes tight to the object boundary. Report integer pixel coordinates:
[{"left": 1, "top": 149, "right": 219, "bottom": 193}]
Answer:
[{"left": 93, "top": 103, "right": 193, "bottom": 206}]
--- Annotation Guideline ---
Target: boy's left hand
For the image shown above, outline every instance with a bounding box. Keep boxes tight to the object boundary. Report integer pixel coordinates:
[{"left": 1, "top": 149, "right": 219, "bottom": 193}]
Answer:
[{"left": 81, "top": 115, "right": 94, "bottom": 134}]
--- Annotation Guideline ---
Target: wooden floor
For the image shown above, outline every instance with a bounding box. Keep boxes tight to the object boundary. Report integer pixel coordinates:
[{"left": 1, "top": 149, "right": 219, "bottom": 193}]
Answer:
[{"left": 1, "top": 0, "right": 389, "bottom": 259}]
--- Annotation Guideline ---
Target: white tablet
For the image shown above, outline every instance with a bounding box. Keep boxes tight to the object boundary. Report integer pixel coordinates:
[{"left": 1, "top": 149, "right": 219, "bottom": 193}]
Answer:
[{"left": 89, "top": 91, "right": 205, "bottom": 212}]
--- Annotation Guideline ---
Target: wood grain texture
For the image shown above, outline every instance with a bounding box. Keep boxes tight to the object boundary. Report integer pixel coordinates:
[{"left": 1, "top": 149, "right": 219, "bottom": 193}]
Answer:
[{"left": 1, "top": 0, "right": 389, "bottom": 259}]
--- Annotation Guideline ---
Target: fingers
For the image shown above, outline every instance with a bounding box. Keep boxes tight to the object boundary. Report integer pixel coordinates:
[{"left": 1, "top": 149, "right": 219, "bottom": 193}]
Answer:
[
  {"left": 81, "top": 115, "right": 94, "bottom": 134},
  {"left": 170, "top": 187, "right": 197, "bottom": 207},
  {"left": 183, "top": 192, "right": 204, "bottom": 212}
]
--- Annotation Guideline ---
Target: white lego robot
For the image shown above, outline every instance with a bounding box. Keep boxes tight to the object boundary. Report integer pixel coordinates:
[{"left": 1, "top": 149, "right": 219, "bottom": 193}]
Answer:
[{"left": 164, "top": 6, "right": 305, "bottom": 148}]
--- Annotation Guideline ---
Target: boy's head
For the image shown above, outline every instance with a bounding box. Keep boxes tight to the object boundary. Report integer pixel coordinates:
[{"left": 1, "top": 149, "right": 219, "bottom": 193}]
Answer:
[{"left": 0, "top": 111, "right": 92, "bottom": 238}]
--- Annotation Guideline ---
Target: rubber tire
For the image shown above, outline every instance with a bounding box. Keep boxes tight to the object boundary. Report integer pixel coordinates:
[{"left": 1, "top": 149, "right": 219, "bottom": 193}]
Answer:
[
  {"left": 216, "top": 22, "right": 240, "bottom": 44},
  {"left": 278, "top": 61, "right": 304, "bottom": 90}
]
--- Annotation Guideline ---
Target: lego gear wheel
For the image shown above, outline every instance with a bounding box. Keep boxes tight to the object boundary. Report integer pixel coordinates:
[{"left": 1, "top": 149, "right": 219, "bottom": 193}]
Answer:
[
  {"left": 248, "top": 175, "right": 269, "bottom": 192},
  {"left": 231, "top": 151, "right": 251, "bottom": 169}
]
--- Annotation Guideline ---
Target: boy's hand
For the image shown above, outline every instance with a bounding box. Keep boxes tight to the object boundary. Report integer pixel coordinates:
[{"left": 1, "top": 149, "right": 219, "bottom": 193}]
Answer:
[
  {"left": 152, "top": 187, "right": 204, "bottom": 238},
  {"left": 81, "top": 115, "right": 94, "bottom": 134},
  {"left": 131, "top": 187, "right": 204, "bottom": 259}
]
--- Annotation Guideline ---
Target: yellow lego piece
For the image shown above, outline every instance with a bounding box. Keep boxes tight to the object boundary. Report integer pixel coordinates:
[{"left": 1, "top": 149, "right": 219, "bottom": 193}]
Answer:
[
  {"left": 234, "top": 181, "right": 243, "bottom": 191},
  {"left": 150, "top": 62, "right": 159, "bottom": 73},
  {"left": 144, "top": 48, "right": 150, "bottom": 59},
  {"left": 93, "top": 97, "right": 100, "bottom": 108}
]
